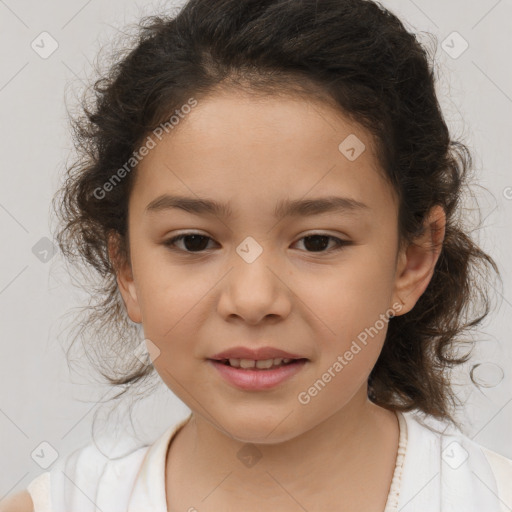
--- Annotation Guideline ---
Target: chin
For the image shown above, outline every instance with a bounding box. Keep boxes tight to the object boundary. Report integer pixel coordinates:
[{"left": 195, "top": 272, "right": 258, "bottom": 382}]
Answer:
[{"left": 218, "top": 409, "right": 304, "bottom": 445}]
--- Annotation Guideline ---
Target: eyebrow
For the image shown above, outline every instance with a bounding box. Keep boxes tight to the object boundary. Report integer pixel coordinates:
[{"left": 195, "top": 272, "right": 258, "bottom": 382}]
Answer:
[{"left": 144, "top": 194, "right": 370, "bottom": 219}]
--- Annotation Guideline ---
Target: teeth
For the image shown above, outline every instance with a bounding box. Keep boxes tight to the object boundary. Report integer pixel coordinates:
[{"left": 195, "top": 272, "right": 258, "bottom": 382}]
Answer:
[
  {"left": 255, "top": 359, "right": 274, "bottom": 369},
  {"left": 227, "top": 358, "right": 293, "bottom": 369}
]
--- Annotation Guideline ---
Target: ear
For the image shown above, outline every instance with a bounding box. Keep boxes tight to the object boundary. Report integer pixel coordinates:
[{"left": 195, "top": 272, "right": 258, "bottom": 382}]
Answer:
[
  {"left": 392, "top": 204, "right": 446, "bottom": 316},
  {"left": 108, "top": 231, "right": 143, "bottom": 324}
]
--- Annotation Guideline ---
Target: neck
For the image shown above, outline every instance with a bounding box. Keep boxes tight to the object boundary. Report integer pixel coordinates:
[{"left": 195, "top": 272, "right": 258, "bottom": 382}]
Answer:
[{"left": 166, "top": 391, "right": 400, "bottom": 510}]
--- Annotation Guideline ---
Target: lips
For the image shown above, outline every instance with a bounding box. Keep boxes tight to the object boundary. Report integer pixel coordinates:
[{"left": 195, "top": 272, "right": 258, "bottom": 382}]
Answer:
[
  {"left": 209, "top": 346, "right": 307, "bottom": 361},
  {"left": 209, "top": 358, "right": 308, "bottom": 390}
]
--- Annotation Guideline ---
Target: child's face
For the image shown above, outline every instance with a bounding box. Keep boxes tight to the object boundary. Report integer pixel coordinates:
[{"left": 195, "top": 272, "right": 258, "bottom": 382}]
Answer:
[{"left": 116, "top": 89, "right": 414, "bottom": 441}]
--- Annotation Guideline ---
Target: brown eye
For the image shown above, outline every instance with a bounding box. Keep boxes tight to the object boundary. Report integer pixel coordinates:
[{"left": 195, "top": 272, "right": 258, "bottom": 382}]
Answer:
[
  {"left": 163, "top": 232, "right": 351, "bottom": 255},
  {"left": 294, "top": 234, "right": 350, "bottom": 253},
  {"left": 164, "top": 234, "right": 215, "bottom": 252}
]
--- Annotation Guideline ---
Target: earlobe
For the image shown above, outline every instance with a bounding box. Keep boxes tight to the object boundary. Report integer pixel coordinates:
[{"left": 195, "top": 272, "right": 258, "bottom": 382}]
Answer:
[
  {"left": 108, "top": 232, "right": 143, "bottom": 324},
  {"left": 392, "top": 205, "right": 446, "bottom": 316}
]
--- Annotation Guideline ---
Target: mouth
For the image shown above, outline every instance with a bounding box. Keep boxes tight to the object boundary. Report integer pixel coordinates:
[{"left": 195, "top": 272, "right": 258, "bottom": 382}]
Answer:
[
  {"left": 210, "top": 357, "right": 309, "bottom": 370},
  {"left": 207, "top": 357, "right": 309, "bottom": 390}
]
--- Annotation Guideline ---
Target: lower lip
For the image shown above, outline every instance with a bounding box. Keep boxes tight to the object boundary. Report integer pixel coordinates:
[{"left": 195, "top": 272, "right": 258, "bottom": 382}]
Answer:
[{"left": 208, "top": 359, "right": 308, "bottom": 390}]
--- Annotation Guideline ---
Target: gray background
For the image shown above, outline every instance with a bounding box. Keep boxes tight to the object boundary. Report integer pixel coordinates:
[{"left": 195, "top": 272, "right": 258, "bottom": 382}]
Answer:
[{"left": 1, "top": 0, "right": 511, "bottom": 498}]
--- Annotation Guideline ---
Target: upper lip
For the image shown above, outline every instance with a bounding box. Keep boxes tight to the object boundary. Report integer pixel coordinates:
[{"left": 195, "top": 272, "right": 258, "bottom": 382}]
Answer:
[{"left": 209, "top": 346, "right": 307, "bottom": 361}]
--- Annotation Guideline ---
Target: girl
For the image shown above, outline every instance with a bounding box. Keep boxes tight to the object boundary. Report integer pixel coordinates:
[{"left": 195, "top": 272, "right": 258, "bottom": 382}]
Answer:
[{"left": 4, "top": 0, "right": 511, "bottom": 511}]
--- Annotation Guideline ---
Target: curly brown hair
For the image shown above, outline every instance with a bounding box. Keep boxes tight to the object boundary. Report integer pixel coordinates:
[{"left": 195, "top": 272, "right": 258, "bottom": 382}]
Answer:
[{"left": 51, "top": 0, "right": 501, "bottom": 429}]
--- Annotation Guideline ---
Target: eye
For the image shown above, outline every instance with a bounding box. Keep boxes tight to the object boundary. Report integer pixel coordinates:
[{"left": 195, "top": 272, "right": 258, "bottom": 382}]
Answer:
[
  {"left": 163, "top": 232, "right": 351, "bottom": 254},
  {"left": 163, "top": 233, "right": 216, "bottom": 253},
  {"left": 292, "top": 233, "right": 351, "bottom": 253}
]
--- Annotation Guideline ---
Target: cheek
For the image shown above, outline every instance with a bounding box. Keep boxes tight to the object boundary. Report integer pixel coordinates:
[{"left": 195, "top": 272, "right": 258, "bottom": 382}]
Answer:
[
  {"left": 132, "top": 244, "right": 207, "bottom": 329},
  {"left": 131, "top": 262, "right": 209, "bottom": 382},
  {"left": 295, "top": 254, "right": 395, "bottom": 343},
  {"left": 145, "top": 304, "right": 206, "bottom": 399}
]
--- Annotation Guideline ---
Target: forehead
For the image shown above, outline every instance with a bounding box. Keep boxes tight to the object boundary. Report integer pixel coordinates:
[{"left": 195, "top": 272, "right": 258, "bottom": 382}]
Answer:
[{"left": 131, "top": 91, "right": 397, "bottom": 219}]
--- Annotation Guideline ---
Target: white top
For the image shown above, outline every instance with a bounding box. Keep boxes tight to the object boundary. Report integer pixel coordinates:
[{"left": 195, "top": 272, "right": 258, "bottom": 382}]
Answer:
[{"left": 26, "top": 410, "right": 512, "bottom": 512}]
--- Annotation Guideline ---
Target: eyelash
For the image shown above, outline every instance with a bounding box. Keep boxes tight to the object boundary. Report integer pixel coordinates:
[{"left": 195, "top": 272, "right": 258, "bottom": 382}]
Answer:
[{"left": 163, "top": 232, "right": 351, "bottom": 254}]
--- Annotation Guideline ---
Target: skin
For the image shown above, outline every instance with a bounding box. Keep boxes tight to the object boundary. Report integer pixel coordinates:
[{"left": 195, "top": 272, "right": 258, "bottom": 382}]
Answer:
[{"left": 111, "top": 89, "right": 446, "bottom": 512}]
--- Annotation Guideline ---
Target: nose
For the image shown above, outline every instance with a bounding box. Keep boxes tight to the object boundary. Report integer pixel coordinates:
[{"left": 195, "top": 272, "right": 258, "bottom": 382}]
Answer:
[{"left": 216, "top": 248, "right": 292, "bottom": 325}]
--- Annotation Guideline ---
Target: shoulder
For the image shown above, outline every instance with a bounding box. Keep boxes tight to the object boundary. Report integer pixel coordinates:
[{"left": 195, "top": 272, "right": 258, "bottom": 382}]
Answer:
[
  {"left": 396, "top": 410, "right": 512, "bottom": 511},
  {"left": 403, "top": 410, "right": 512, "bottom": 482},
  {"left": 0, "top": 490, "right": 34, "bottom": 512},
  {"left": 480, "top": 445, "right": 512, "bottom": 496},
  {"left": 5, "top": 440, "right": 150, "bottom": 512},
  {"left": 480, "top": 445, "right": 512, "bottom": 472},
  {"left": 456, "top": 436, "right": 512, "bottom": 510}
]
